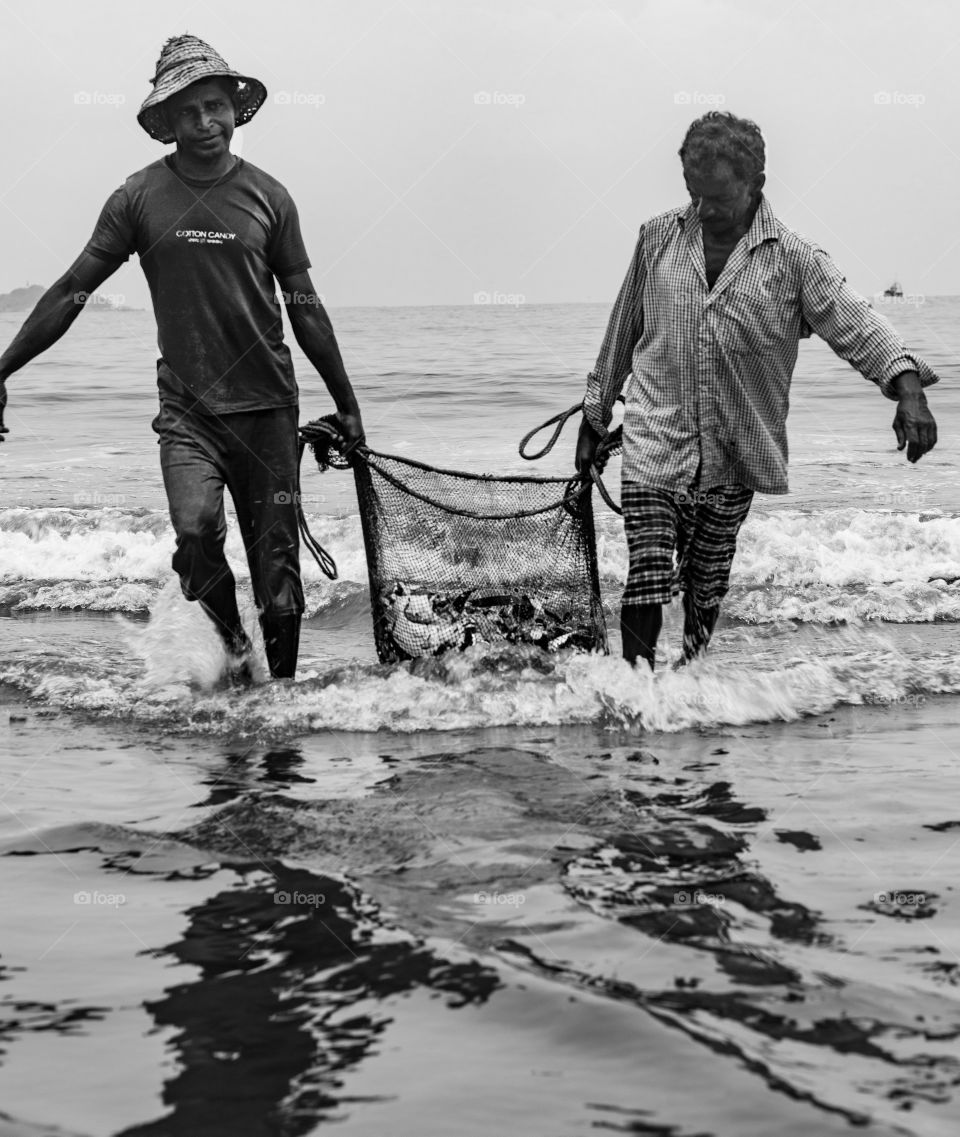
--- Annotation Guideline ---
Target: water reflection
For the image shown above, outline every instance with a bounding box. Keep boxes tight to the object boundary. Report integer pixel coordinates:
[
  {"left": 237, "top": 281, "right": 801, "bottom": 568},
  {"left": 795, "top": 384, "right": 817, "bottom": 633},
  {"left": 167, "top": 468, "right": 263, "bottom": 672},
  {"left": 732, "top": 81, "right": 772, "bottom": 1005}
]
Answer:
[
  {"left": 193, "top": 748, "right": 316, "bottom": 812},
  {"left": 119, "top": 863, "right": 499, "bottom": 1136}
]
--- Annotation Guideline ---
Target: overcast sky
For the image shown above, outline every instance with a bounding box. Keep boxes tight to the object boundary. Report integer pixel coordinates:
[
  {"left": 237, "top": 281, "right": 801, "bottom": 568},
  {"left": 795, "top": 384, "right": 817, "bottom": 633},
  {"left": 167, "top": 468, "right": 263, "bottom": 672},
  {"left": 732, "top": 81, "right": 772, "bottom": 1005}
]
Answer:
[{"left": 1, "top": 0, "right": 957, "bottom": 308}]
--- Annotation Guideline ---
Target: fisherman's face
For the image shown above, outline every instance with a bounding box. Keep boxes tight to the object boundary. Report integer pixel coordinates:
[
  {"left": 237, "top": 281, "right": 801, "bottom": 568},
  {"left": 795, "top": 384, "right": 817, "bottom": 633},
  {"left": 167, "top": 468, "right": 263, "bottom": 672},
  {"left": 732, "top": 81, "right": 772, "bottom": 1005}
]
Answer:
[
  {"left": 165, "top": 79, "right": 236, "bottom": 163},
  {"left": 684, "top": 160, "right": 763, "bottom": 239}
]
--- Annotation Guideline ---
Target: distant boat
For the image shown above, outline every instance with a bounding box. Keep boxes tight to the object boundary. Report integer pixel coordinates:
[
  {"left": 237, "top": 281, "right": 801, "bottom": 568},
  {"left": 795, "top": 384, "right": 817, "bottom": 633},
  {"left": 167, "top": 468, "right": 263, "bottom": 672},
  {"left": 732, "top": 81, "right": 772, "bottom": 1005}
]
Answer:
[{"left": 883, "top": 280, "right": 904, "bottom": 298}]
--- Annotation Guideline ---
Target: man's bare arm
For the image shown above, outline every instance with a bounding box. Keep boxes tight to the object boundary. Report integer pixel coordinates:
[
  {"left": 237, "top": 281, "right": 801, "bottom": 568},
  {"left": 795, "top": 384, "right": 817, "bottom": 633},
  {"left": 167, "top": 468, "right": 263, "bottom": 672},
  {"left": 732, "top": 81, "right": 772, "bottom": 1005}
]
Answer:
[
  {"left": 0, "top": 251, "right": 121, "bottom": 440},
  {"left": 278, "top": 270, "right": 364, "bottom": 450}
]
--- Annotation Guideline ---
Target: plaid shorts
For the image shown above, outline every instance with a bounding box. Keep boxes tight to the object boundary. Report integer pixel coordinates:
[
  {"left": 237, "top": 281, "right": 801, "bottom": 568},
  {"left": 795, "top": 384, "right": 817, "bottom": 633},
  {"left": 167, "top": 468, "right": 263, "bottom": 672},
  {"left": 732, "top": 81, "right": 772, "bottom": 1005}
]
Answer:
[{"left": 621, "top": 483, "right": 754, "bottom": 609}]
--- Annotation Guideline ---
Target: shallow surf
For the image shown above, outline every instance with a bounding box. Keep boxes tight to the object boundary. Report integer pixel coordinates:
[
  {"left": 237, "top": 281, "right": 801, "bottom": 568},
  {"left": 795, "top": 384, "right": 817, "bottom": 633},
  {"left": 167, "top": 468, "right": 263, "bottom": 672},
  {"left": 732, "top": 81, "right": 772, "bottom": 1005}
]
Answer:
[
  {"left": 3, "top": 689, "right": 960, "bottom": 1135},
  {"left": 2, "top": 300, "right": 959, "bottom": 1132}
]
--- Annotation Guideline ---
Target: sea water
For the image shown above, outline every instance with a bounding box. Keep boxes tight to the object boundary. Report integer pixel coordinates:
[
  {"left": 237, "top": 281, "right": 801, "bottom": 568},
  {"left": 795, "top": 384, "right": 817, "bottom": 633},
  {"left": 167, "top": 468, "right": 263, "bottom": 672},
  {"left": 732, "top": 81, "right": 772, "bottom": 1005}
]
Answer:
[{"left": 0, "top": 300, "right": 959, "bottom": 1135}]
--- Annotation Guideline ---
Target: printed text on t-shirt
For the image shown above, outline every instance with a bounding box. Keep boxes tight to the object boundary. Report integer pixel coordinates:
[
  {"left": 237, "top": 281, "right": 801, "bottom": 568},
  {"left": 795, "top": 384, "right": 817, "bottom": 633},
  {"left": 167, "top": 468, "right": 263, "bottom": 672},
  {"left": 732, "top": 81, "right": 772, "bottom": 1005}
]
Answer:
[{"left": 175, "top": 229, "right": 237, "bottom": 245}]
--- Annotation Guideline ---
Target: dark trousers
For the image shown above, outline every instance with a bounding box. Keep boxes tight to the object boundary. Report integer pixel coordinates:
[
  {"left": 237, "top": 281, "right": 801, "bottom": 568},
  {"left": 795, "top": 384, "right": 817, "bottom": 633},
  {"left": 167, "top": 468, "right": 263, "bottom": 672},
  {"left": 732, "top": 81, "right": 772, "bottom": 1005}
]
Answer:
[{"left": 152, "top": 401, "right": 304, "bottom": 630}]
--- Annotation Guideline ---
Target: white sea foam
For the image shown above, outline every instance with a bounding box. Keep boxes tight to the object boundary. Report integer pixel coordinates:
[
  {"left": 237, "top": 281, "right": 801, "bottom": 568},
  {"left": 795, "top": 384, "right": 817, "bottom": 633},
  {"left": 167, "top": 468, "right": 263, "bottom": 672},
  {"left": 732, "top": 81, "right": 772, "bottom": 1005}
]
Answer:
[
  {"left": 2, "top": 619, "right": 957, "bottom": 737},
  {"left": 735, "top": 508, "right": 960, "bottom": 588},
  {"left": 0, "top": 507, "right": 368, "bottom": 613},
  {"left": 3, "top": 506, "right": 960, "bottom": 624},
  {"left": 596, "top": 507, "right": 960, "bottom": 586},
  {"left": 124, "top": 579, "right": 271, "bottom": 690},
  {"left": 724, "top": 581, "right": 960, "bottom": 624}
]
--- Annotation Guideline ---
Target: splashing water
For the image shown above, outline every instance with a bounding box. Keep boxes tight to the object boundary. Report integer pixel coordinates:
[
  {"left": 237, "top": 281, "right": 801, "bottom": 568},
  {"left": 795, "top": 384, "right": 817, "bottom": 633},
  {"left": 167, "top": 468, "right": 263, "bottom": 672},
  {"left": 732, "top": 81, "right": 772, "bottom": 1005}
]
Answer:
[{"left": 125, "top": 579, "right": 272, "bottom": 692}]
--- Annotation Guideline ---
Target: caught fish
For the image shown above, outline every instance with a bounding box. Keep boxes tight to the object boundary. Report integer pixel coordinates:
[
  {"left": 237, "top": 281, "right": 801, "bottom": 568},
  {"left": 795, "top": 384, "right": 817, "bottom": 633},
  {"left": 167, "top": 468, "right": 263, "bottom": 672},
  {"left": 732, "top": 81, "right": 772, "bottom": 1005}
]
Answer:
[
  {"left": 383, "top": 582, "right": 593, "bottom": 658},
  {"left": 383, "top": 584, "right": 471, "bottom": 658}
]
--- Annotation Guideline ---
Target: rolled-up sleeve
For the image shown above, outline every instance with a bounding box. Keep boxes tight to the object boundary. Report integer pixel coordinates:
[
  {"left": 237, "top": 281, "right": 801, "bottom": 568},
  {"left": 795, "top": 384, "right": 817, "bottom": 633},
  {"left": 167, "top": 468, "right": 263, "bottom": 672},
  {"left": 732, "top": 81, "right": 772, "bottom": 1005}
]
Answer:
[
  {"left": 800, "top": 246, "right": 939, "bottom": 400},
  {"left": 583, "top": 227, "right": 646, "bottom": 433}
]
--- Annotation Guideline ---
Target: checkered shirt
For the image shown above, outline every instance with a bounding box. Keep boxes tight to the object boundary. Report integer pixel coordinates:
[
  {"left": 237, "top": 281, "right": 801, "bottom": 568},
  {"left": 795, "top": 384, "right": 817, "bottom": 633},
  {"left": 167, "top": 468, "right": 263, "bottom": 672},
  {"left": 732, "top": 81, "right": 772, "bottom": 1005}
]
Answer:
[{"left": 582, "top": 196, "right": 939, "bottom": 495}]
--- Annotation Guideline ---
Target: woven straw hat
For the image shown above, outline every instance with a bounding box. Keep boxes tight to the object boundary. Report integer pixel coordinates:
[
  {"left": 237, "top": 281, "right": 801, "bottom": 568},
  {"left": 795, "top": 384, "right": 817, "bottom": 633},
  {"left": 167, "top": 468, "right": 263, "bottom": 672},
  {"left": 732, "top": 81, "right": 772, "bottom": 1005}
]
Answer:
[{"left": 137, "top": 34, "right": 267, "bottom": 144}]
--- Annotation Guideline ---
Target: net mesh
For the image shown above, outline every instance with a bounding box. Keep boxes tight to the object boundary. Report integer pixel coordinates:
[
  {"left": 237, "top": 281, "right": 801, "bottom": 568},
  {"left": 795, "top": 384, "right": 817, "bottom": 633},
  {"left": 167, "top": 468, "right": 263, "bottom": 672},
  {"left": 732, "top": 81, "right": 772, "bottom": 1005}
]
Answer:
[{"left": 350, "top": 451, "right": 608, "bottom": 663}]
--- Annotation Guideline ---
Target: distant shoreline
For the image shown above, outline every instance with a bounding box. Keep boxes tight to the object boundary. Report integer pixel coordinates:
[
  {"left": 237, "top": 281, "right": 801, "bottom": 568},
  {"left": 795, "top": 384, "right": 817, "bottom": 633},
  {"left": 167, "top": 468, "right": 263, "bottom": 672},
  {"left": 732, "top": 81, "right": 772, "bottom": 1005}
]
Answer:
[
  {"left": 1, "top": 293, "right": 958, "bottom": 314},
  {"left": 0, "top": 284, "right": 143, "bottom": 313}
]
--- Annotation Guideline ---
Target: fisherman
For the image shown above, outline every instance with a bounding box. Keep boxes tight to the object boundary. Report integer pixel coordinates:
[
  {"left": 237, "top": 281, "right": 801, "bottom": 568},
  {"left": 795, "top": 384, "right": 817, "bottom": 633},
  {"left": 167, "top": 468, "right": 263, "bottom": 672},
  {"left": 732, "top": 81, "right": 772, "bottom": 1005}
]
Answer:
[
  {"left": 576, "top": 111, "right": 938, "bottom": 670},
  {"left": 0, "top": 35, "right": 364, "bottom": 680}
]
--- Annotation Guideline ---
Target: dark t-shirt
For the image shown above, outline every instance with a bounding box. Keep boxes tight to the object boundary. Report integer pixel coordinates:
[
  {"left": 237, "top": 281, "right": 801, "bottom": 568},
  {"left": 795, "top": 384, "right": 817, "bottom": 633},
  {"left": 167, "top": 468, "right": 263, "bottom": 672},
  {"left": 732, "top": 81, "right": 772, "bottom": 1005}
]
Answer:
[{"left": 85, "top": 156, "right": 311, "bottom": 414}]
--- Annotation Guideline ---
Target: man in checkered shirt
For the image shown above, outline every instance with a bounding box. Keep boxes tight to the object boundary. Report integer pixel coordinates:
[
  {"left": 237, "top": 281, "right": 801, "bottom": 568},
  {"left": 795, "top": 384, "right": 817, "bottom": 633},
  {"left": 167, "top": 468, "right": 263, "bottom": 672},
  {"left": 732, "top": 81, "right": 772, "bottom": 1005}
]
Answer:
[{"left": 577, "top": 111, "right": 939, "bottom": 671}]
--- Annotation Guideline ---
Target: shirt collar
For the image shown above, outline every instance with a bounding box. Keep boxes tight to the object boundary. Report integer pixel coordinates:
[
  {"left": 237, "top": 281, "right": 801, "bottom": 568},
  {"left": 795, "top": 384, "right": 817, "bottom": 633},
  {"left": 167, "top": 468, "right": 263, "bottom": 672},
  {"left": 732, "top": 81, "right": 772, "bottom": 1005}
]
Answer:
[{"left": 678, "top": 193, "right": 779, "bottom": 250}]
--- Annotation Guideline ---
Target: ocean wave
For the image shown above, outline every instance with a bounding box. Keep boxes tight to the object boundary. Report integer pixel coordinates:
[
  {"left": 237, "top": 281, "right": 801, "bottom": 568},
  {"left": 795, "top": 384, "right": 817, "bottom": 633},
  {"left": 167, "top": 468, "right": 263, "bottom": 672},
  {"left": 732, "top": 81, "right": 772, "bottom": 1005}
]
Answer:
[
  {"left": 3, "top": 506, "right": 960, "bottom": 624},
  {"left": 0, "top": 578, "right": 369, "bottom": 618},
  {"left": 3, "top": 642, "right": 955, "bottom": 736},
  {"left": 0, "top": 507, "right": 368, "bottom": 613},
  {"left": 1, "top": 585, "right": 957, "bottom": 735},
  {"left": 736, "top": 507, "right": 960, "bottom": 588},
  {"left": 596, "top": 506, "right": 960, "bottom": 587},
  {"left": 723, "top": 580, "right": 960, "bottom": 624}
]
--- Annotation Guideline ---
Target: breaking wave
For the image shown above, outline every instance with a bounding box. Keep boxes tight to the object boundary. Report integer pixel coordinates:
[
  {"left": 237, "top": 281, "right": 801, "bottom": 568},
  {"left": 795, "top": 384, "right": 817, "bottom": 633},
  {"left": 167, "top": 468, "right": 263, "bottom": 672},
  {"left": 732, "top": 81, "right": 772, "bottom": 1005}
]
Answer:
[
  {"left": 3, "top": 505, "right": 960, "bottom": 625},
  {"left": 1, "top": 581, "right": 957, "bottom": 735}
]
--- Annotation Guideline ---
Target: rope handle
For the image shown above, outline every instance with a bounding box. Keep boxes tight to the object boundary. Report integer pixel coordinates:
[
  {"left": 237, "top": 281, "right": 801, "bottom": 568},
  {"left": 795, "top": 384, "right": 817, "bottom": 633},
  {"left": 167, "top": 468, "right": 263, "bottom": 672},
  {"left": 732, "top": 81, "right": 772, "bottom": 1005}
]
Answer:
[
  {"left": 589, "top": 459, "right": 622, "bottom": 515},
  {"left": 518, "top": 403, "right": 583, "bottom": 460},
  {"left": 301, "top": 414, "right": 592, "bottom": 522},
  {"left": 518, "top": 400, "right": 624, "bottom": 514},
  {"left": 295, "top": 417, "right": 345, "bottom": 580},
  {"left": 300, "top": 415, "right": 358, "bottom": 471},
  {"left": 295, "top": 401, "right": 625, "bottom": 562}
]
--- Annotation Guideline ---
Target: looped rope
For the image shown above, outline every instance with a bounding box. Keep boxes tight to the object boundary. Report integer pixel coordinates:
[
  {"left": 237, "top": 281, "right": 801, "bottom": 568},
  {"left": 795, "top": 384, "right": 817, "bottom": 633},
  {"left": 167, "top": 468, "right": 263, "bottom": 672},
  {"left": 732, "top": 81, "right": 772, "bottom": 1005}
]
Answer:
[
  {"left": 295, "top": 400, "right": 626, "bottom": 575},
  {"left": 588, "top": 455, "right": 621, "bottom": 514},
  {"left": 299, "top": 413, "right": 592, "bottom": 530},
  {"left": 518, "top": 400, "right": 624, "bottom": 515},
  {"left": 518, "top": 403, "right": 583, "bottom": 460},
  {"left": 295, "top": 416, "right": 346, "bottom": 580}
]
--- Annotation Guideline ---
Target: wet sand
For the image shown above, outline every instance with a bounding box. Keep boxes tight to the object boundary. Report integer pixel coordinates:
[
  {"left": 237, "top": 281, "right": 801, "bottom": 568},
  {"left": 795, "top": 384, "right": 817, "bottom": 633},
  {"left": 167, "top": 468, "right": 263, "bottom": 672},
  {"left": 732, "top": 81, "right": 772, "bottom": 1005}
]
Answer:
[{"left": 3, "top": 685, "right": 960, "bottom": 1135}]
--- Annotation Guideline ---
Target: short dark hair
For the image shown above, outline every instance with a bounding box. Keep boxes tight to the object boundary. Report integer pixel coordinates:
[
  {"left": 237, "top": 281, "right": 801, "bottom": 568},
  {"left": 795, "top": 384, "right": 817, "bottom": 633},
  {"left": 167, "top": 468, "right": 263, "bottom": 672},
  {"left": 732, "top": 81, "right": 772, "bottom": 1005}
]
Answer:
[{"left": 679, "top": 112, "right": 765, "bottom": 183}]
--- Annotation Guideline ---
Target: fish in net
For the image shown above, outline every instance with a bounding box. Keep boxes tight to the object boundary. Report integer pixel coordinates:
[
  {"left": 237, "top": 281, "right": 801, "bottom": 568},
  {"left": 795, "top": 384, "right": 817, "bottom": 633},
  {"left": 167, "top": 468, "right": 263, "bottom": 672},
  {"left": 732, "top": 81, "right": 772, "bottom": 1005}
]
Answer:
[{"left": 299, "top": 416, "right": 610, "bottom": 663}]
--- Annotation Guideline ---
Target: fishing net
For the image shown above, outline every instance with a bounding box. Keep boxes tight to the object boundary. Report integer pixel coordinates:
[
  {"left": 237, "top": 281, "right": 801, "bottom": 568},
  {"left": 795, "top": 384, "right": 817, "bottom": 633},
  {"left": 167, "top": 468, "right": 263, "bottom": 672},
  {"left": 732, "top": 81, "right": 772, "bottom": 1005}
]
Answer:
[{"left": 300, "top": 416, "right": 608, "bottom": 663}]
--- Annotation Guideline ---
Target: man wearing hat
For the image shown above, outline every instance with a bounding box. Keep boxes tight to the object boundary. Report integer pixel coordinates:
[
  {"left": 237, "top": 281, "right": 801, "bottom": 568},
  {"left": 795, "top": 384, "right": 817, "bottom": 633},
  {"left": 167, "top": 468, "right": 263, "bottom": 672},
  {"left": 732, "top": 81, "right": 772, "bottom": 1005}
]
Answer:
[{"left": 0, "top": 35, "right": 364, "bottom": 680}]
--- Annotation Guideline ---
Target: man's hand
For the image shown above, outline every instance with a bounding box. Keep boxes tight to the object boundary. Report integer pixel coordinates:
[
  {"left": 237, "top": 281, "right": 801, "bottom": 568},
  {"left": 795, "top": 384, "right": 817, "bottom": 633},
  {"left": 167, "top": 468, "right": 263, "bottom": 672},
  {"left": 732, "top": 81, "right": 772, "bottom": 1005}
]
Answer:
[
  {"left": 335, "top": 410, "right": 365, "bottom": 455},
  {"left": 892, "top": 371, "right": 937, "bottom": 463},
  {"left": 0, "top": 375, "right": 8, "bottom": 442},
  {"left": 894, "top": 396, "right": 937, "bottom": 462},
  {"left": 576, "top": 417, "right": 601, "bottom": 473}
]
